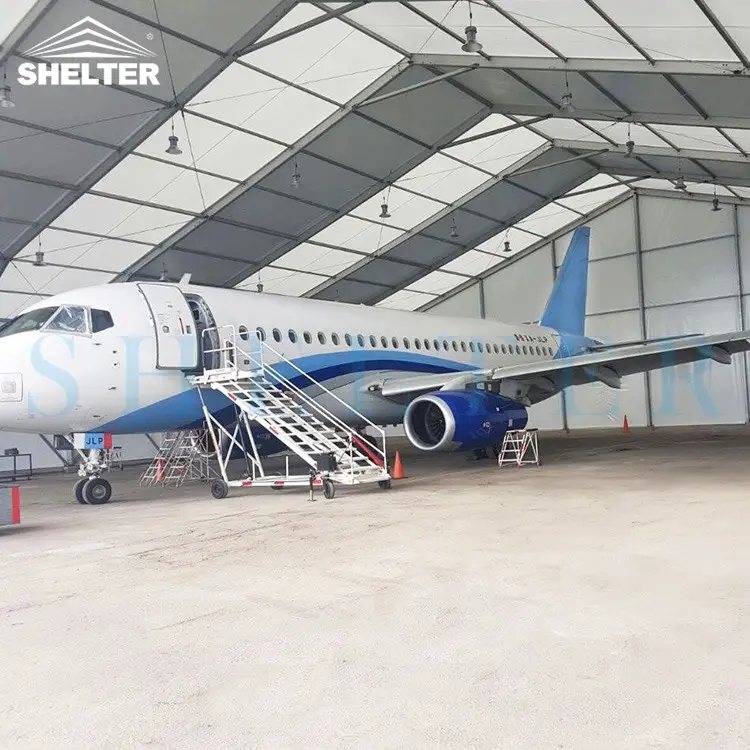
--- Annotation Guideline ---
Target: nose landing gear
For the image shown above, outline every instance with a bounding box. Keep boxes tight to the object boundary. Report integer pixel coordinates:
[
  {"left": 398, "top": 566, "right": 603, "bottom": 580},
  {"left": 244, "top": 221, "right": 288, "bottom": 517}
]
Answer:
[{"left": 74, "top": 449, "right": 114, "bottom": 505}]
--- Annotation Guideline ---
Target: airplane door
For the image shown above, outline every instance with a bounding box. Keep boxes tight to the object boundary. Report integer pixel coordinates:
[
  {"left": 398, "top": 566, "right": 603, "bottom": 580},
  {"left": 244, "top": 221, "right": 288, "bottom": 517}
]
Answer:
[{"left": 137, "top": 283, "right": 199, "bottom": 370}]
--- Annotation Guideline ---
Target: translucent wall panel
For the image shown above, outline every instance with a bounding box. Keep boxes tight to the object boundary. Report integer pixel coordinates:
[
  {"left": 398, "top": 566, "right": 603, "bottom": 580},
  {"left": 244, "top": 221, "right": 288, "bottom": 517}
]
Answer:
[
  {"left": 642, "top": 237, "right": 738, "bottom": 307},
  {"left": 425, "top": 284, "right": 482, "bottom": 319},
  {"left": 565, "top": 310, "right": 648, "bottom": 429},
  {"left": 239, "top": 267, "right": 328, "bottom": 297},
  {"left": 646, "top": 298, "right": 745, "bottom": 425},
  {"left": 2, "top": 263, "right": 113, "bottom": 296},
  {"left": 640, "top": 195, "right": 734, "bottom": 250},
  {"left": 736, "top": 205, "right": 750, "bottom": 293},
  {"left": 483, "top": 245, "right": 554, "bottom": 323},
  {"left": 527, "top": 393, "right": 564, "bottom": 431},
  {"left": 0, "top": 292, "right": 46, "bottom": 319},
  {"left": 556, "top": 196, "right": 635, "bottom": 263},
  {"left": 586, "top": 254, "right": 640, "bottom": 315}
]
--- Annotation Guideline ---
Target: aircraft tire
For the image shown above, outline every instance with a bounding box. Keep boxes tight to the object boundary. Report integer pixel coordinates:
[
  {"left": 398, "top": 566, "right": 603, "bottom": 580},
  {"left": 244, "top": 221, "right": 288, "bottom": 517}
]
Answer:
[
  {"left": 210, "top": 479, "right": 229, "bottom": 499},
  {"left": 74, "top": 478, "right": 89, "bottom": 505},
  {"left": 84, "top": 478, "right": 112, "bottom": 505},
  {"left": 378, "top": 479, "right": 392, "bottom": 490},
  {"left": 323, "top": 479, "right": 336, "bottom": 500}
]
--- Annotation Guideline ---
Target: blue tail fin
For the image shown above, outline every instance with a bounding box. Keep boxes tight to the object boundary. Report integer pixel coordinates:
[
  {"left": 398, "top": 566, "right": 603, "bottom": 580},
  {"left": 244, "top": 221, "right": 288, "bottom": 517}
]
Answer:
[{"left": 540, "top": 226, "right": 590, "bottom": 336}]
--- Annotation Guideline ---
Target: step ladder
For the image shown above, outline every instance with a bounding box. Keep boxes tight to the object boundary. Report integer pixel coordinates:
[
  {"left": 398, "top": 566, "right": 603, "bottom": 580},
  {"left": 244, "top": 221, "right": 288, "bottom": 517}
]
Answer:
[
  {"left": 497, "top": 429, "right": 540, "bottom": 468},
  {"left": 188, "top": 326, "right": 391, "bottom": 499},
  {"left": 140, "top": 429, "right": 218, "bottom": 487}
]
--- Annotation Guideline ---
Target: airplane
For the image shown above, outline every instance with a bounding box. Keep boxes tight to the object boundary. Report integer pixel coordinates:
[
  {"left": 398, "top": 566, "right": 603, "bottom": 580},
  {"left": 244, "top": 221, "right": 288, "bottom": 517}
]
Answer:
[{"left": 0, "top": 226, "right": 748, "bottom": 504}]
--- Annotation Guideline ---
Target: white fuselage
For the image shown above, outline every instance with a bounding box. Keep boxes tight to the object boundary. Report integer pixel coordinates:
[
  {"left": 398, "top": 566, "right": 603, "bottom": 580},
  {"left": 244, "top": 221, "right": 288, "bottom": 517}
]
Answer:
[{"left": 0, "top": 282, "right": 566, "bottom": 435}]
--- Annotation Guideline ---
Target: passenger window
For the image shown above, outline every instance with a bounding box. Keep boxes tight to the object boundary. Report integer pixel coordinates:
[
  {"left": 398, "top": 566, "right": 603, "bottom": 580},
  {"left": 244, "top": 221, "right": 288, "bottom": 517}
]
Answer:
[
  {"left": 91, "top": 309, "right": 114, "bottom": 333},
  {"left": 423, "top": 339, "right": 430, "bottom": 350},
  {"left": 522, "top": 345, "right": 527, "bottom": 355},
  {"left": 443, "top": 340, "right": 449, "bottom": 351},
  {"left": 318, "top": 332, "right": 327, "bottom": 345},
  {"left": 469, "top": 342, "right": 475, "bottom": 353},
  {"left": 47, "top": 306, "right": 88, "bottom": 334},
  {"left": 357, "top": 334, "right": 365, "bottom": 347},
  {"left": 392, "top": 336, "right": 399, "bottom": 349},
  {"left": 332, "top": 333, "right": 340, "bottom": 346},
  {"left": 256, "top": 327, "right": 266, "bottom": 341},
  {"left": 460, "top": 342, "right": 467, "bottom": 352},
  {"left": 452, "top": 341, "right": 458, "bottom": 351},
  {"left": 288, "top": 329, "right": 297, "bottom": 343},
  {"left": 303, "top": 331, "right": 312, "bottom": 344},
  {"left": 535, "top": 346, "right": 541, "bottom": 356},
  {"left": 414, "top": 339, "right": 421, "bottom": 350},
  {"left": 516, "top": 345, "right": 521, "bottom": 355},
  {"left": 501, "top": 344, "right": 506, "bottom": 355},
  {"left": 272, "top": 328, "right": 282, "bottom": 343},
  {"left": 381, "top": 336, "right": 388, "bottom": 348},
  {"left": 345, "top": 333, "right": 353, "bottom": 346},
  {"left": 238, "top": 325, "right": 249, "bottom": 341},
  {"left": 493, "top": 344, "right": 499, "bottom": 354},
  {"left": 369, "top": 335, "right": 377, "bottom": 348},
  {"left": 403, "top": 338, "right": 410, "bottom": 349},
  {"left": 477, "top": 342, "right": 484, "bottom": 353},
  {"left": 434, "top": 340, "right": 440, "bottom": 351}
]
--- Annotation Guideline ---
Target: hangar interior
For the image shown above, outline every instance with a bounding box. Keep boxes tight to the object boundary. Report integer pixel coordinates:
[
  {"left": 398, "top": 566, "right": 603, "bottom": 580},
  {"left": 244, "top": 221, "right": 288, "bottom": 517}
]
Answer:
[{"left": 1, "top": 0, "right": 750, "bottom": 469}]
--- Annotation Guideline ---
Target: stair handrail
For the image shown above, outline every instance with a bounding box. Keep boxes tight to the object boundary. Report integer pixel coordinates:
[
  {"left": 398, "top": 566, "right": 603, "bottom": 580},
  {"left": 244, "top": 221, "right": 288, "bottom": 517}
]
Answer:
[{"left": 200, "top": 326, "right": 388, "bottom": 469}]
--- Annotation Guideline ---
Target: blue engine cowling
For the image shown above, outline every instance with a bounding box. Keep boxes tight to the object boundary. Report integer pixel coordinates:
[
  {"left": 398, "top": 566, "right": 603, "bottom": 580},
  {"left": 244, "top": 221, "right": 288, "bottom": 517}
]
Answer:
[{"left": 403, "top": 390, "right": 528, "bottom": 452}]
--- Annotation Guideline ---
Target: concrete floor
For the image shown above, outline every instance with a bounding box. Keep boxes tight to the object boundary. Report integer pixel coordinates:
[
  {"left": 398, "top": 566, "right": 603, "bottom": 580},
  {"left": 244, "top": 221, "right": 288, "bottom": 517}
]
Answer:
[{"left": 2, "top": 427, "right": 750, "bottom": 749}]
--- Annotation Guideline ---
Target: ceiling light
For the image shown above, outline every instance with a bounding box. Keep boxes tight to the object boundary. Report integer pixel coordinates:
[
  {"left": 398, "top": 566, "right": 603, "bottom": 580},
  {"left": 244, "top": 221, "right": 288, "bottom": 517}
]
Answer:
[
  {"left": 462, "top": 26, "right": 482, "bottom": 54},
  {"left": 625, "top": 139, "right": 635, "bottom": 158},
  {"left": 159, "top": 265, "right": 169, "bottom": 281},
  {"left": 504, "top": 240, "right": 512, "bottom": 253},
  {"left": 379, "top": 200, "right": 391, "bottom": 219},
  {"left": 291, "top": 160, "right": 301, "bottom": 189},
  {"left": 560, "top": 91, "right": 574, "bottom": 113},
  {"left": 257, "top": 282, "right": 264, "bottom": 293},
  {"left": 33, "top": 250, "right": 45, "bottom": 267},
  {"left": 165, "top": 134, "right": 182, "bottom": 156},
  {"left": 711, "top": 197, "right": 722, "bottom": 212},
  {"left": 0, "top": 70, "right": 14, "bottom": 109},
  {"left": 450, "top": 218, "right": 459, "bottom": 238},
  {"left": 461, "top": 2, "right": 482, "bottom": 54},
  {"left": 673, "top": 177, "right": 687, "bottom": 191}
]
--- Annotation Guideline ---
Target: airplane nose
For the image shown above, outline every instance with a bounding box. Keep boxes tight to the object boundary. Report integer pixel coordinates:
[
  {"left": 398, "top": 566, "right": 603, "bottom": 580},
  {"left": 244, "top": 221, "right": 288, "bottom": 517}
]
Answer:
[{"left": 0, "top": 373, "right": 23, "bottom": 402}]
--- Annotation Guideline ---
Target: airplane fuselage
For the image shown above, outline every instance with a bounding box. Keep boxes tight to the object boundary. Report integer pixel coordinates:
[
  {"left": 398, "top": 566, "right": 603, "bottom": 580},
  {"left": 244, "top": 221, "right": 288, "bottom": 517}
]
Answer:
[{"left": 0, "top": 282, "right": 586, "bottom": 436}]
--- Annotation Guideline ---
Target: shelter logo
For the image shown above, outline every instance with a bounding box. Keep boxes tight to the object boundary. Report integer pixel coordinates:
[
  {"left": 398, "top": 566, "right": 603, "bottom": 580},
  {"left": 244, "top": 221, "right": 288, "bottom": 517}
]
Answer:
[{"left": 17, "top": 16, "right": 160, "bottom": 87}]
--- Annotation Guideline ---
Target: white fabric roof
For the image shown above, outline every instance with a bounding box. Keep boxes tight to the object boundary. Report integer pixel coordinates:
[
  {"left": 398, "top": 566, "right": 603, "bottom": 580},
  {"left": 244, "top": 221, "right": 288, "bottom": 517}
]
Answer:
[{"left": 0, "top": 0, "right": 749, "bottom": 318}]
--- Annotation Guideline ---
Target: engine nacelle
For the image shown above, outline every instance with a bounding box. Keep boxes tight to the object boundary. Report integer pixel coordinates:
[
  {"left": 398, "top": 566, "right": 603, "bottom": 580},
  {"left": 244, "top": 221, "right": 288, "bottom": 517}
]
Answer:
[{"left": 404, "top": 390, "right": 528, "bottom": 452}]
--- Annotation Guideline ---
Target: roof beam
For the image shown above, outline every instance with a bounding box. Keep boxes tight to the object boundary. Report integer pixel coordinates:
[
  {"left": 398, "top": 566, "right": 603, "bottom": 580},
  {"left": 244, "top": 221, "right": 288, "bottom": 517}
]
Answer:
[
  {"left": 411, "top": 54, "right": 748, "bottom": 77},
  {"left": 579, "top": 0, "right": 656, "bottom": 64},
  {"left": 692, "top": 0, "right": 750, "bottom": 69},
  {"left": 441, "top": 115, "right": 552, "bottom": 150}
]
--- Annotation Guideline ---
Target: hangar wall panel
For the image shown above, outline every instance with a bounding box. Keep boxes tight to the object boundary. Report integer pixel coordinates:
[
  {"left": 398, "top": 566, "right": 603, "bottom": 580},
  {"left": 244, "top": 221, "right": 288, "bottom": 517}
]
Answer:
[
  {"left": 640, "top": 194, "right": 735, "bottom": 250},
  {"left": 585, "top": 254, "right": 639, "bottom": 316},
  {"left": 735, "top": 205, "right": 750, "bottom": 293},
  {"left": 425, "top": 284, "right": 481, "bottom": 319},
  {"left": 483, "top": 245, "right": 554, "bottom": 323},
  {"left": 646, "top": 297, "right": 745, "bottom": 425},
  {"left": 642, "top": 237, "right": 738, "bottom": 307},
  {"left": 527, "top": 393, "right": 564, "bottom": 431}
]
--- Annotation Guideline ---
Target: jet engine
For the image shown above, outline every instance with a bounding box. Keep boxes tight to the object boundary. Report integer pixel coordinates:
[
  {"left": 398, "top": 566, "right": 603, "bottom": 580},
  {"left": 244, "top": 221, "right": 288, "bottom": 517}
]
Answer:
[{"left": 403, "top": 390, "right": 528, "bottom": 452}]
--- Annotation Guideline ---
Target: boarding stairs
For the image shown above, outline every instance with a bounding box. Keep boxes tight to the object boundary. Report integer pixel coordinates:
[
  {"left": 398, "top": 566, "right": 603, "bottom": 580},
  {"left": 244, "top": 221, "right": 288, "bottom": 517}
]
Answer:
[
  {"left": 140, "top": 429, "right": 217, "bottom": 487},
  {"left": 188, "top": 327, "right": 391, "bottom": 498}
]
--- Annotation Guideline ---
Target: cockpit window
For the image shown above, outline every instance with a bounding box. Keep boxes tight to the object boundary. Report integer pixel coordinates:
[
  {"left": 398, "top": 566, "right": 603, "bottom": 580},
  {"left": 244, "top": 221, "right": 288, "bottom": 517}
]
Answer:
[
  {"left": 0, "top": 307, "right": 57, "bottom": 338},
  {"left": 91, "top": 309, "right": 114, "bottom": 333},
  {"left": 46, "top": 306, "right": 89, "bottom": 335}
]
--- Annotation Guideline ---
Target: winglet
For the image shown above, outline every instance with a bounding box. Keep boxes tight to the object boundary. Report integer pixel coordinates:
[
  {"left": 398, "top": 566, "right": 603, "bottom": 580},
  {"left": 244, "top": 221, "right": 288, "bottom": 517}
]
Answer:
[{"left": 540, "top": 226, "right": 590, "bottom": 336}]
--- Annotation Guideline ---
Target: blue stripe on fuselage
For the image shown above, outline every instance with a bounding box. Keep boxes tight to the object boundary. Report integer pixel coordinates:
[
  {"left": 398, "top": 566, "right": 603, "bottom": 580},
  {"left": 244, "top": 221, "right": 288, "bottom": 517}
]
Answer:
[{"left": 94, "top": 351, "right": 476, "bottom": 434}]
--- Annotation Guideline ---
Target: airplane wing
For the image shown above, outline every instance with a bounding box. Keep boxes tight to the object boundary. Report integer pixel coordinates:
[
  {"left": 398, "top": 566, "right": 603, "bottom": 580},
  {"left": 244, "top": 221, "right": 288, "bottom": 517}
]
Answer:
[{"left": 377, "top": 330, "right": 750, "bottom": 399}]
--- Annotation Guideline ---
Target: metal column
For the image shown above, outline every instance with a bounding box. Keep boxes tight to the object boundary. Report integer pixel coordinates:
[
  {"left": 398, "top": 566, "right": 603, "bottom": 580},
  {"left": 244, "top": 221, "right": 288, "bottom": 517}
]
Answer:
[
  {"left": 732, "top": 204, "right": 750, "bottom": 423},
  {"left": 634, "top": 193, "right": 654, "bottom": 428}
]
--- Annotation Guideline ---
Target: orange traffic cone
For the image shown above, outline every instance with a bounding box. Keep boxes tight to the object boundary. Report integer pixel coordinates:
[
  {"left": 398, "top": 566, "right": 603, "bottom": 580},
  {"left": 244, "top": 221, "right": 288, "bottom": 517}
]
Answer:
[
  {"left": 623, "top": 414, "right": 630, "bottom": 434},
  {"left": 391, "top": 451, "right": 405, "bottom": 480}
]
